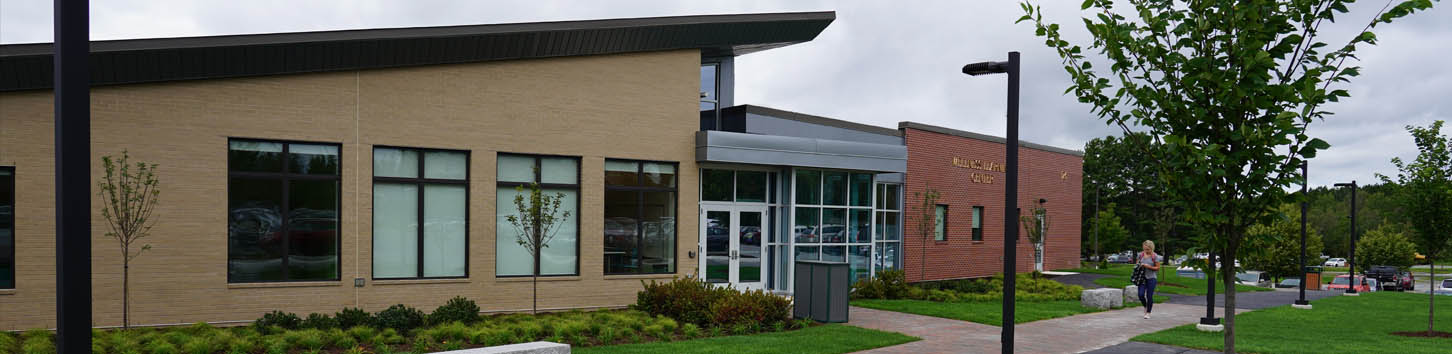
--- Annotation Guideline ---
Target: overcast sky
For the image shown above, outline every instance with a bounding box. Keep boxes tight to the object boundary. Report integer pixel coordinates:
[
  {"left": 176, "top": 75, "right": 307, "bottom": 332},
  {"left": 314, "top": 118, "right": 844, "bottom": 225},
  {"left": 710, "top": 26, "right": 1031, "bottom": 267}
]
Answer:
[{"left": 1, "top": 0, "right": 1447, "bottom": 188}]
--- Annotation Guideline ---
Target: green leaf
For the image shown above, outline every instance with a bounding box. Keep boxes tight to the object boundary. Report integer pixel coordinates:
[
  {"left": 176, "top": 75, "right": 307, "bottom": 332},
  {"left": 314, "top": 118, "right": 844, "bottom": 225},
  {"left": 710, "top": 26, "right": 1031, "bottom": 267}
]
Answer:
[{"left": 1082, "top": 0, "right": 1094, "bottom": 10}]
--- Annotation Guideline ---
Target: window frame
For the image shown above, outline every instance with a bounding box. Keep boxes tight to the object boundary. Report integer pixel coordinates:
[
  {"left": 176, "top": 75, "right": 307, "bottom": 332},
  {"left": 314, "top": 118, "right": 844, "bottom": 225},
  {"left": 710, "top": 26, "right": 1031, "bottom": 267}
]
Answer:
[
  {"left": 371, "top": 146, "right": 471, "bottom": 280},
  {"left": 495, "top": 152, "right": 582, "bottom": 277},
  {"left": 0, "top": 166, "right": 13, "bottom": 289},
  {"left": 972, "top": 206, "right": 984, "bottom": 241},
  {"left": 603, "top": 159, "right": 680, "bottom": 275},
  {"left": 934, "top": 204, "right": 948, "bottom": 241},
  {"left": 226, "top": 138, "right": 343, "bottom": 284}
]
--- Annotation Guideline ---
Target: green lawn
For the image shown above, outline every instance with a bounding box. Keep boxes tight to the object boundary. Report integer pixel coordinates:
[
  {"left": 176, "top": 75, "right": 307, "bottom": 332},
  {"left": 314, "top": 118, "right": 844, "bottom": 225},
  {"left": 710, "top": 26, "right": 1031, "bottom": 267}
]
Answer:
[
  {"left": 574, "top": 324, "right": 918, "bottom": 354},
  {"left": 1070, "top": 265, "right": 1271, "bottom": 296},
  {"left": 851, "top": 297, "right": 1168, "bottom": 326},
  {"left": 1133, "top": 292, "right": 1452, "bottom": 354}
]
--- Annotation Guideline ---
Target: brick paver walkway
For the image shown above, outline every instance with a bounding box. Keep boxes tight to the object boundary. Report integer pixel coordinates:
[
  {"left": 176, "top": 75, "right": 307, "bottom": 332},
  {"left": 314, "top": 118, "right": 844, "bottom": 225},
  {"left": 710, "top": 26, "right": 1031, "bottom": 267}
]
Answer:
[{"left": 849, "top": 303, "right": 1247, "bottom": 353}]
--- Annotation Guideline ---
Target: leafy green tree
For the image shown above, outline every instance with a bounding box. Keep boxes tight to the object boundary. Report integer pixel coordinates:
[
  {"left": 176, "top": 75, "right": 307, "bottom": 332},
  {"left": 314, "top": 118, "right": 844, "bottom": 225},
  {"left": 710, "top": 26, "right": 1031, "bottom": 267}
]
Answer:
[
  {"left": 98, "top": 151, "right": 161, "bottom": 329},
  {"left": 1243, "top": 205, "right": 1323, "bottom": 283},
  {"left": 1378, "top": 120, "right": 1452, "bottom": 335},
  {"left": 505, "top": 180, "right": 572, "bottom": 315},
  {"left": 1087, "top": 203, "right": 1130, "bottom": 267},
  {"left": 1020, "top": 1, "right": 1435, "bottom": 351},
  {"left": 1354, "top": 224, "right": 1417, "bottom": 273},
  {"left": 1082, "top": 134, "right": 1188, "bottom": 265}
]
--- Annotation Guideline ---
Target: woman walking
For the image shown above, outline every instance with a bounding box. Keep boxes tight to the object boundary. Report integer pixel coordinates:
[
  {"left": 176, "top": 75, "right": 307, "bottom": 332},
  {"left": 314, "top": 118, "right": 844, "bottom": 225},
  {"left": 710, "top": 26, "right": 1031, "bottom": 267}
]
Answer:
[{"left": 1137, "top": 240, "right": 1160, "bottom": 319}]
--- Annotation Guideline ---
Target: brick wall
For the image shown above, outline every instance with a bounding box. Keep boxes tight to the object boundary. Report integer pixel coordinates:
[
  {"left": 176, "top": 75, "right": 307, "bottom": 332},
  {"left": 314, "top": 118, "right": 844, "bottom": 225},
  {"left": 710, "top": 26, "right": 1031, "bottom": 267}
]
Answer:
[
  {"left": 0, "top": 49, "right": 701, "bottom": 330},
  {"left": 901, "top": 127, "right": 1083, "bottom": 282}
]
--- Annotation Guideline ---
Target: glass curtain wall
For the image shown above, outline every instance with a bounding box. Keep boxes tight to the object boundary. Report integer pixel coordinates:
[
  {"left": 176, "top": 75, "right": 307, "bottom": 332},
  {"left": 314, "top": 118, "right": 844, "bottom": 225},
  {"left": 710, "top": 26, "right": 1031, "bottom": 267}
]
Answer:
[
  {"left": 874, "top": 183, "right": 902, "bottom": 273},
  {"left": 791, "top": 169, "right": 878, "bottom": 282},
  {"left": 699, "top": 168, "right": 779, "bottom": 287}
]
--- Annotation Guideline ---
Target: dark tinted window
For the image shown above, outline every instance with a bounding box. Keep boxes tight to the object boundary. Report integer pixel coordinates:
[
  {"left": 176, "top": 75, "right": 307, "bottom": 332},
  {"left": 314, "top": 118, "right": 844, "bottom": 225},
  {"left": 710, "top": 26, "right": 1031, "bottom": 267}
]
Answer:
[
  {"left": 605, "top": 160, "right": 677, "bottom": 275},
  {"left": 0, "top": 167, "right": 13, "bottom": 289},
  {"left": 228, "top": 140, "right": 340, "bottom": 283}
]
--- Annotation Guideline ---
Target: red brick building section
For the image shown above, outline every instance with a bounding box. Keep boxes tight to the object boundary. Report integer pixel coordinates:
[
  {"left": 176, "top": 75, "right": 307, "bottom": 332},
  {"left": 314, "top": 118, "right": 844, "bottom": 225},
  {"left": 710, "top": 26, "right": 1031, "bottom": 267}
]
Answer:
[{"left": 899, "top": 122, "right": 1083, "bottom": 282}]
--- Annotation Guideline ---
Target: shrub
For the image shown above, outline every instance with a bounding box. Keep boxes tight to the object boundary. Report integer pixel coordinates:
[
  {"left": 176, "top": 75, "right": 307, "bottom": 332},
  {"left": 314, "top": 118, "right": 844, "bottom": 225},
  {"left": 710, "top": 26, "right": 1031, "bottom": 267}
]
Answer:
[
  {"left": 19, "top": 330, "right": 53, "bottom": 354},
  {"left": 300, "top": 313, "right": 339, "bottom": 330},
  {"left": 597, "top": 327, "right": 620, "bottom": 344},
  {"left": 429, "top": 296, "right": 481, "bottom": 325},
  {"left": 708, "top": 289, "right": 791, "bottom": 329},
  {"left": 345, "top": 326, "right": 376, "bottom": 341},
  {"left": 634, "top": 277, "right": 730, "bottom": 327},
  {"left": 226, "top": 338, "right": 257, "bottom": 354},
  {"left": 471, "top": 328, "right": 512, "bottom": 346},
  {"left": 680, "top": 323, "right": 702, "bottom": 339},
  {"left": 254, "top": 311, "right": 302, "bottom": 331},
  {"left": 343, "top": 346, "right": 368, "bottom": 354},
  {"left": 0, "top": 332, "right": 19, "bottom": 354},
  {"left": 412, "top": 334, "right": 437, "bottom": 353},
  {"left": 181, "top": 336, "right": 215, "bottom": 354},
  {"left": 262, "top": 338, "right": 288, "bottom": 354},
  {"left": 375, "top": 304, "right": 426, "bottom": 333},
  {"left": 426, "top": 321, "right": 472, "bottom": 342},
  {"left": 850, "top": 269, "right": 909, "bottom": 299},
  {"left": 554, "top": 320, "right": 590, "bottom": 339},
  {"left": 335, "top": 307, "right": 375, "bottom": 329},
  {"left": 146, "top": 339, "right": 179, "bottom": 354},
  {"left": 642, "top": 324, "right": 668, "bottom": 340},
  {"left": 296, "top": 330, "right": 327, "bottom": 350}
]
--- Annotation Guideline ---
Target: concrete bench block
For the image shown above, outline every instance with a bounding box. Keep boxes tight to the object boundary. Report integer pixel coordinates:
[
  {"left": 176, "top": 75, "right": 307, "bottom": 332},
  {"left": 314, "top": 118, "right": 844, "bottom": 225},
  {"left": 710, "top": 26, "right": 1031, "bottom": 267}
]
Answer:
[
  {"left": 1123, "top": 285, "right": 1138, "bottom": 304},
  {"left": 432, "top": 341, "right": 570, "bottom": 354},
  {"left": 1080, "top": 288, "right": 1123, "bottom": 309}
]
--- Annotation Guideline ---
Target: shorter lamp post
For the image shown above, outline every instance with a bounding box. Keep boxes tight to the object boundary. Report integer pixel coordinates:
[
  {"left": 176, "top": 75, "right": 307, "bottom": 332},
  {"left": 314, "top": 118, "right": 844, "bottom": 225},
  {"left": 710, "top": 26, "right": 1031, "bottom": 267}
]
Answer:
[
  {"left": 1296, "top": 162, "right": 1310, "bottom": 307},
  {"left": 1333, "top": 181, "right": 1358, "bottom": 294}
]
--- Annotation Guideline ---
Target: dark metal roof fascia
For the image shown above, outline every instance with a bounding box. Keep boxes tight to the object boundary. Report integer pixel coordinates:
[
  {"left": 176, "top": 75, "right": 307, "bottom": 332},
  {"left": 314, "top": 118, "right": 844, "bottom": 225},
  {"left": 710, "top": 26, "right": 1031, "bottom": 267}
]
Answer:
[
  {"left": 736, "top": 104, "right": 902, "bottom": 137},
  {"left": 898, "top": 121, "right": 1086, "bottom": 157},
  {"left": 0, "top": 11, "right": 834, "bottom": 91}
]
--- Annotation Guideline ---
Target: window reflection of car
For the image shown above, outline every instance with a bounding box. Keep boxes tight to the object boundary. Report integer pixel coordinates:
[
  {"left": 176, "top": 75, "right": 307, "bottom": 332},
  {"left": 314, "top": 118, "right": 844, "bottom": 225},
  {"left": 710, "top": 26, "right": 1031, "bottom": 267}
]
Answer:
[
  {"left": 820, "top": 224, "right": 845, "bottom": 243},
  {"left": 739, "top": 226, "right": 760, "bottom": 245},
  {"left": 605, "top": 217, "right": 638, "bottom": 247},
  {"left": 706, "top": 220, "right": 730, "bottom": 252},
  {"left": 794, "top": 225, "right": 818, "bottom": 243}
]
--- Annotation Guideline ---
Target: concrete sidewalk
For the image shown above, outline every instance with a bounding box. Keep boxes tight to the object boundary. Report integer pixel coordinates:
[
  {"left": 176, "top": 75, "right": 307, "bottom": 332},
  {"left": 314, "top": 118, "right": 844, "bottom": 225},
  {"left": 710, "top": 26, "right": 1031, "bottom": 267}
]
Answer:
[{"left": 849, "top": 303, "right": 1245, "bottom": 353}]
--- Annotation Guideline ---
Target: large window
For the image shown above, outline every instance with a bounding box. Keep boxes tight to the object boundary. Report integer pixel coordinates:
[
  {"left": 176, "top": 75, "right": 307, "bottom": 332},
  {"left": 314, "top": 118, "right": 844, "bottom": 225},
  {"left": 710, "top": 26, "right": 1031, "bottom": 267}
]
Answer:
[
  {"left": 228, "top": 140, "right": 341, "bottom": 283},
  {"left": 793, "top": 169, "right": 877, "bottom": 282},
  {"left": 496, "top": 154, "right": 579, "bottom": 277},
  {"left": 372, "top": 147, "right": 469, "bottom": 279},
  {"left": 700, "top": 63, "right": 721, "bottom": 130},
  {"left": 1, "top": 167, "right": 13, "bottom": 289},
  {"left": 604, "top": 160, "right": 678, "bottom": 275},
  {"left": 873, "top": 183, "right": 901, "bottom": 273}
]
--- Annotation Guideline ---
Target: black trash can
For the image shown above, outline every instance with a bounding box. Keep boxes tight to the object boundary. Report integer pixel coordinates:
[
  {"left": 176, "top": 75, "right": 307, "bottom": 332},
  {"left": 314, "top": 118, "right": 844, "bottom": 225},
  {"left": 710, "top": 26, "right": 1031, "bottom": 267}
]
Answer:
[{"left": 793, "top": 260, "right": 850, "bottom": 323}]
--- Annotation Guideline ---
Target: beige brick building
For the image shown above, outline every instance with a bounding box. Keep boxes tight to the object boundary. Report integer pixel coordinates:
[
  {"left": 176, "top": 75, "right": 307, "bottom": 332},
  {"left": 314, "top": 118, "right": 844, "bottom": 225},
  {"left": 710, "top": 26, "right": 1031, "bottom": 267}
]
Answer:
[{"left": 0, "top": 12, "right": 837, "bottom": 330}]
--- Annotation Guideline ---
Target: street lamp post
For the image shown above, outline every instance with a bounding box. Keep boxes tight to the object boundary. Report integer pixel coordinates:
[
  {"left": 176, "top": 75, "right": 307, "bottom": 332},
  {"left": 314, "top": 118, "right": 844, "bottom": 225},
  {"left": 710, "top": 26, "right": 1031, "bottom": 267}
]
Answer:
[
  {"left": 1334, "top": 181, "right": 1358, "bottom": 295},
  {"left": 1202, "top": 250, "right": 1219, "bottom": 327},
  {"left": 1296, "top": 162, "right": 1310, "bottom": 307},
  {"left": 55, "top": 0, "right": 93, "bottom": 352},
  {"left": 962, "top": 51, "right": 1019, "bottom": 354}
]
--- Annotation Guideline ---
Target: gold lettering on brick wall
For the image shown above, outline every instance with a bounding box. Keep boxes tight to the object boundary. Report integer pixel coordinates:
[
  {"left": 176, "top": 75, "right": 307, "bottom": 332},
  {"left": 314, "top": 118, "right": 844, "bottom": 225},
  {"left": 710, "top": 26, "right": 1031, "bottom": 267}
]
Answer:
[
  {"left": 952, "top": 157, "right": 1006, "bottom": 172},
  {"left": 969, "top": 172, "right": 995, "bottom": 184}
]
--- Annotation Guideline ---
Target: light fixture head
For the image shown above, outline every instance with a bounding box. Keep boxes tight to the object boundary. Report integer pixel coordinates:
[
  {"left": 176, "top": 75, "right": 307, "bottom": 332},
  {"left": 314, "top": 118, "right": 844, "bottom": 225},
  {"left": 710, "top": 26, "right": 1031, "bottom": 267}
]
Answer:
[{"left": 962, "top": 61, "right": 1009, "bottom": 76}]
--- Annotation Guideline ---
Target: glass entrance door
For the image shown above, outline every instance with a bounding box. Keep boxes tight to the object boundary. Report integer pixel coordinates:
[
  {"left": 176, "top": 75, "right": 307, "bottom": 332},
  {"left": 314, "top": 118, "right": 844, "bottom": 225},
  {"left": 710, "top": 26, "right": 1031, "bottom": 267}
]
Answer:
[{"left": 700, "top": 205, "right": 767, "bottom": 291}]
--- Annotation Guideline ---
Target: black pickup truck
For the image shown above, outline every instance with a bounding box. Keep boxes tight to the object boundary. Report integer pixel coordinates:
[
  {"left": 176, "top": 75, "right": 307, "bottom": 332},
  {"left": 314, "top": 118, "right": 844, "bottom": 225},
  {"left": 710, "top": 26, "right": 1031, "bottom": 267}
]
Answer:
[{"left": 1366, "top": 265, "right": 1411, "bottom": 291}]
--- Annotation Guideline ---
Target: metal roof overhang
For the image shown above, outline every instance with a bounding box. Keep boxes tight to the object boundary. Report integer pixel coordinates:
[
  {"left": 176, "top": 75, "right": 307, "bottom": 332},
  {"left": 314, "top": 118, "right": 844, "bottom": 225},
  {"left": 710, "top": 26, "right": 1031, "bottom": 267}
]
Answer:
[
  {"left": 0, "top": 11, "right": 834, "bottom": 91},
  {"left": 695, "top": 130, "right": 907, "bottom": 173}
]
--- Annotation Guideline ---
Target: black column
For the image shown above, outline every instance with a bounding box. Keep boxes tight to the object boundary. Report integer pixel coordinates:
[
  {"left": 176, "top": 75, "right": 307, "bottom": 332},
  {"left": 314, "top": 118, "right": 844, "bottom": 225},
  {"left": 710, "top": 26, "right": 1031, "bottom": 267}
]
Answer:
[
  {"left": 54, "top": 0, "right": 93, "bottom": 352},
  {"left": 1297, "top": 162, "right": 1309, "bottom": 305},
  {"left": 1000, "top": 51, "right": 1020, "bottom": 354}
]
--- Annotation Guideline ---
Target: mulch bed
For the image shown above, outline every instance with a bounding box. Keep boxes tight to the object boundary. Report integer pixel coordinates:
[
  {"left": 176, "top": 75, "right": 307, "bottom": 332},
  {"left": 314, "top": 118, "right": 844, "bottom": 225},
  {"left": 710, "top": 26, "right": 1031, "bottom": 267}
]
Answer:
[{"left": 1390, "top": 331, "right": 1452, "bottom": 338}]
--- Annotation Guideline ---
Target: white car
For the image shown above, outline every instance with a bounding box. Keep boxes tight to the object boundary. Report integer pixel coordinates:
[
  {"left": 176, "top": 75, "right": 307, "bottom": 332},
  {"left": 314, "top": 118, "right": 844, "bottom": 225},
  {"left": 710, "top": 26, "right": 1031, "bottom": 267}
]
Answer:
[
  {"left": 1324, "top": 258, "right": 1347, "bottom": 267},
  {"left": 1441, "top": 279, "right": 1452, "bottom": 291}
]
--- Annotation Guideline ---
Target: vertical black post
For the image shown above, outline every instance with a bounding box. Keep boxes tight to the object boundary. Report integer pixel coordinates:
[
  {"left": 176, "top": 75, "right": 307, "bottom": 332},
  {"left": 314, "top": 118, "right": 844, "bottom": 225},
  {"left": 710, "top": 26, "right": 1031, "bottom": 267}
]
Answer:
[
  {"left": 1201, "top": 251, "right": 1219, "bottom": 325},
  {"left": 1094, "top": 187, "right": 1100, "bottom": 267},
  {"left": 1347, "top": 181, "right": 1358, "bottom": 294},
  {"left": 1297, "top": 162, "right": 1309, "bottom": 305},
  {"left": 54, "top": 0, "right": 92, "bottom": 352},
  {"left": 1000, "top": 51, "right": 1020, "bottom": 354}
]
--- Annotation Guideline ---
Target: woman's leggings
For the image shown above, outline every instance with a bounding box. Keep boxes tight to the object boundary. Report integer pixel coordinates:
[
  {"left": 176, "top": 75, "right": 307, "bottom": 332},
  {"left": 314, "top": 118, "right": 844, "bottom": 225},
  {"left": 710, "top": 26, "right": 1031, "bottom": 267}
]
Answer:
[{"left": 1138, "top": 278, "right": 1158, "bottom": 312}]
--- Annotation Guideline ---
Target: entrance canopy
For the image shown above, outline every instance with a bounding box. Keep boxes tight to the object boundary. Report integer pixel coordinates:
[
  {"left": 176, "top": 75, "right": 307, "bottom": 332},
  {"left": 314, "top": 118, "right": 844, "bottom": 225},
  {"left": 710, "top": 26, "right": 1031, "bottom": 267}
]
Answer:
[{"left": 694, "top": 130, "right": 906, "bottom": 173}]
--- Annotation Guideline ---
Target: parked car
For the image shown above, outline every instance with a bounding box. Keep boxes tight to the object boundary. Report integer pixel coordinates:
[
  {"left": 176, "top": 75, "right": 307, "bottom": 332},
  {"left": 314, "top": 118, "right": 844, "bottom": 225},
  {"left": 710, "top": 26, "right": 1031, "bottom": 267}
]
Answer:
[
  {"left": 1398, "top": 271, "right": 1416, "bottom": 291},
  {"left": 1107, "top": 253, "right": 1132, "bottom": 264},
  {"left": 1324, "top": 258, "right": 1347, "bottom": 267},
  {"left": 1441, "top": 279, "right": 1452, "bottom": 292},
  {"left": 1326, "top": 275, "right": 1374, "bottom": 292},
  {"left": 1236, "top": 271, "right": 1272, "bottom": 287},
  {"left": 1276, "top": 278, "right": 1301, "bottom": 289},
  {"left": 1176, "top": 266, "right": 1205, "bottom": 279},
  {"left": 1366, "top": 266, "right": 1407, "bottom": 291}
]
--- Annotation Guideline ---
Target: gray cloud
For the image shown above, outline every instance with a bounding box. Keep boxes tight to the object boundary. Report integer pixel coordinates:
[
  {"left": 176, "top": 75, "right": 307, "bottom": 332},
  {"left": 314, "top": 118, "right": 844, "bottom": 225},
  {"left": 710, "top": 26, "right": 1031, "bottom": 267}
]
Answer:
[{"left": 2, "top": 0, "right": 1446, "bottom": 188}]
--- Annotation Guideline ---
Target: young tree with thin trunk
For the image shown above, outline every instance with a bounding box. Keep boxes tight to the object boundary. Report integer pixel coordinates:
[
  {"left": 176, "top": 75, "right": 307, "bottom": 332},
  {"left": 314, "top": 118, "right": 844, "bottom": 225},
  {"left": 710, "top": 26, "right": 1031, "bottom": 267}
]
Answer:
[
  {"left": 1021, "top": 1, "right": 1436, "bottom": 351},
  {"left": 1379, "top": 120, "right": 1451, "bottom": 336},
  {"left": 98, "top": 151, "right": 160, "bottom": 329},
  {"left": 1020, "top": 199, "right": 1049, "bottom": 273},
  {"left": 506, "top": 181, "right": 571, "bottom": 315},
  {"left": 914, "top": 188, "right": 941, "bottom": 282}
]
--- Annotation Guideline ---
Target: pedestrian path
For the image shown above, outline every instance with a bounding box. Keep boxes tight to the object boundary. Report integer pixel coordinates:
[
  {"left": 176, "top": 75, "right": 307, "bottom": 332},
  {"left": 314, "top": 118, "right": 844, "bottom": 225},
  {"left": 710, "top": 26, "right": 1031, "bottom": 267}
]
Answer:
[{"left": 849, "top": 303, "right": 1245, "bottom": 353}]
